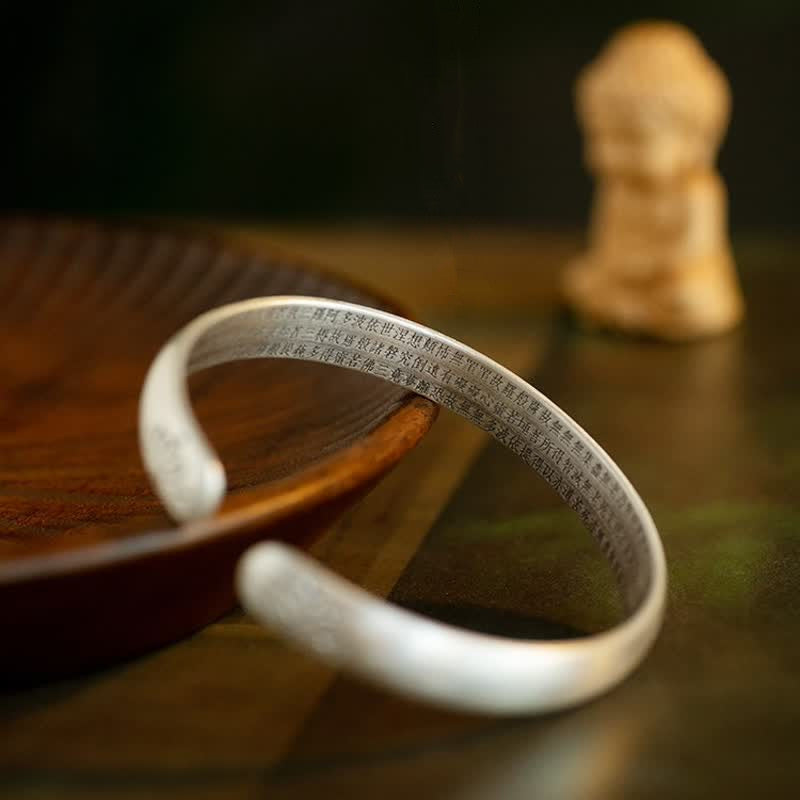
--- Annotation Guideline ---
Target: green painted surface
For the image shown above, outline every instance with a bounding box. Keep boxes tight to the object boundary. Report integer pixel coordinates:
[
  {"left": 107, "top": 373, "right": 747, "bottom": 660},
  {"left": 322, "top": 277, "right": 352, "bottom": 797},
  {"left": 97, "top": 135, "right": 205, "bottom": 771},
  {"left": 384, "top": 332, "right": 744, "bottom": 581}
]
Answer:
[
  {"left": 4, "top": 243, "right": 800, "bottom": 798},
  {"left": 377, "top": 257, "right": 800, "bottom": 796}
]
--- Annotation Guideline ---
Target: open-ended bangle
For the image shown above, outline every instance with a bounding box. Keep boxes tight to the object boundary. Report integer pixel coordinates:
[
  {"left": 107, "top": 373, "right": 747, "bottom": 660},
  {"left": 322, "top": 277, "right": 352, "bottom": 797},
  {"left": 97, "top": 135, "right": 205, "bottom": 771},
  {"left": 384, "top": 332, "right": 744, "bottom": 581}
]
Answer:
[{"left": 139, "top": 296, "right": 667, "bottom": 715}]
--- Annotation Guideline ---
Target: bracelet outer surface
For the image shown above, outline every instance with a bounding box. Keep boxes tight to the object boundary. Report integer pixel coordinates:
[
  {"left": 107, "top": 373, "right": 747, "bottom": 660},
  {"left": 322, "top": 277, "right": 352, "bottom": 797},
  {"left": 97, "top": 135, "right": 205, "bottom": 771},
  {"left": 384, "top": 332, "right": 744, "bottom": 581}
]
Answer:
[{"left": 139, "top": 295, "right": 667, "bottom": 715}]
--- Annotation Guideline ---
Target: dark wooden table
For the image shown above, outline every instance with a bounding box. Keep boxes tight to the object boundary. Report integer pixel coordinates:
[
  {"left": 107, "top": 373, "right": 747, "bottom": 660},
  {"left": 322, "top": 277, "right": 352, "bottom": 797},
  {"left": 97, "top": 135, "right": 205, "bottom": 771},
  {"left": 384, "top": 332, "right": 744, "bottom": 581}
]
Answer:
[{"left": 3, "top": 227, "right": 799, "bottom": 798}]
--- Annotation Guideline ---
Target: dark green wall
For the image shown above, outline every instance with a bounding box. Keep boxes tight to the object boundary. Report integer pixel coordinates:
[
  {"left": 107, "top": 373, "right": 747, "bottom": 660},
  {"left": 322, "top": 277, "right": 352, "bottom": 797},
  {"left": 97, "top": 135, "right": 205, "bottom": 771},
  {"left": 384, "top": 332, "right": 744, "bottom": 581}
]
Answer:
[{"left": 2, "top": 1, "right": 798, "bottom": 227}]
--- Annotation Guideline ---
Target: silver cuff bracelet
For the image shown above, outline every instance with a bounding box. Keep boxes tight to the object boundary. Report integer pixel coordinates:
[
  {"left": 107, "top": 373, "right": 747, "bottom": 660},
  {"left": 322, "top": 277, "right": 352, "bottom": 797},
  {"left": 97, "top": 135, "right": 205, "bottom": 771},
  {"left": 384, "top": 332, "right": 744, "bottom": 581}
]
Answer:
[{"left": 139, "top": 296, "right": 667, "bottom": 715}]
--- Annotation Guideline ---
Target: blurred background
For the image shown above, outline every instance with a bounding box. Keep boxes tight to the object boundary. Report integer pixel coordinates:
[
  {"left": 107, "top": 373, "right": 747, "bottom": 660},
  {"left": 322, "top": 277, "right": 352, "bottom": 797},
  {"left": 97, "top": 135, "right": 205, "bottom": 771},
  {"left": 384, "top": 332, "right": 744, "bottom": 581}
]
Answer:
[{"left": 1, "top": 0, "right": 798, "bottom": 230}]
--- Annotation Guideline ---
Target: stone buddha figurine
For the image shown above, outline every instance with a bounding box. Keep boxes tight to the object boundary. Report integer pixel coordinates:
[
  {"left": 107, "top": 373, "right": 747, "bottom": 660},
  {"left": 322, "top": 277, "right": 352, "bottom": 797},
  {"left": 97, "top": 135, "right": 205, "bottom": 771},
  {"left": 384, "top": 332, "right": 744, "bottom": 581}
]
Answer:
[{"left": 562, "top": 22, "right": 744, "bottom": 340}]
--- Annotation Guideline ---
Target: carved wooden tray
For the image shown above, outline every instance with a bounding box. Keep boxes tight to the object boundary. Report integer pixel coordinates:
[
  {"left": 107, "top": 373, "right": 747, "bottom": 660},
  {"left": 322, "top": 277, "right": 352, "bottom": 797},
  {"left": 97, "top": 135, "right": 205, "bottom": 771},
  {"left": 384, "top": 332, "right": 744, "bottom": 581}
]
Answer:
[{"left": 0, "top": 219, "right": 437, "bottom": 683}]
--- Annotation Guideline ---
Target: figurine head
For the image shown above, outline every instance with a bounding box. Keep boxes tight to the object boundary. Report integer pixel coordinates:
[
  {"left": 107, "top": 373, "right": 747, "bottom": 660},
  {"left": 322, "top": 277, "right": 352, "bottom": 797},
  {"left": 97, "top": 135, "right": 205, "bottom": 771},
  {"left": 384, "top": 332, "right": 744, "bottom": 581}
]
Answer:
[{"left": 576, "top": 22, "right": 730, "bottom": 182}]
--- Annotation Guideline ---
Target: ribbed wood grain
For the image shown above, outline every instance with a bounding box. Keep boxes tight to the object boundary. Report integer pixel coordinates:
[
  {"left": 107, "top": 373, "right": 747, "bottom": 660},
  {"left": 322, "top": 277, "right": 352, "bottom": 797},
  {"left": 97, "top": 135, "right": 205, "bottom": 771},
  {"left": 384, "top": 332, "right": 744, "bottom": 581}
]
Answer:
[{"left": 0, "top": 218, "right": 437, "bottom": 682}]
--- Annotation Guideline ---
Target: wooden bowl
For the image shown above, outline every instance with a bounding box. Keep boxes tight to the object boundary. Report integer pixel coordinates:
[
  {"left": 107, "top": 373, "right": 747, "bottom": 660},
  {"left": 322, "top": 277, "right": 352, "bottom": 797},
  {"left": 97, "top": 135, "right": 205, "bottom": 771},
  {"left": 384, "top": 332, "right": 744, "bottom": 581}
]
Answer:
[{"left": 0, "top": 218, "right": 437, "bottom": 684}]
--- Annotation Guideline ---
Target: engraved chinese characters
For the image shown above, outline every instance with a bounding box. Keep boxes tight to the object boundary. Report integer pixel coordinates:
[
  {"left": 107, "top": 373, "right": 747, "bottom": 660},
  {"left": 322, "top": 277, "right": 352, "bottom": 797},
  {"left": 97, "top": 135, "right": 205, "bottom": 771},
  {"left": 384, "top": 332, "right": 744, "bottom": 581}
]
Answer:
[
  {"left": 140, "top": 297, "right": 666, "bottom": 713},
  {"left": 562, "top": 22, "right": 744, "bottom": 341},
  {"left": 165, "top": 300, "right": 652, "bottom": 607}
]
